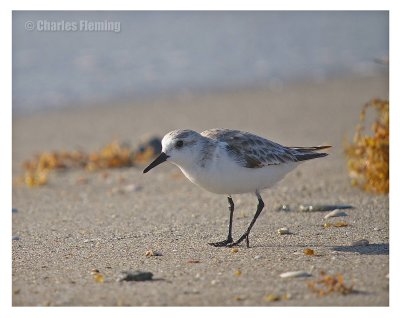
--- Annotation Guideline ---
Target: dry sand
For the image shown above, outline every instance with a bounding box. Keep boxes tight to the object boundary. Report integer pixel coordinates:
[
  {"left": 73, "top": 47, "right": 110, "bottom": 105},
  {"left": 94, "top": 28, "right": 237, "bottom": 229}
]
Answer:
[{"left": 12, "top": 73, "right": 389, "bottom": 306}]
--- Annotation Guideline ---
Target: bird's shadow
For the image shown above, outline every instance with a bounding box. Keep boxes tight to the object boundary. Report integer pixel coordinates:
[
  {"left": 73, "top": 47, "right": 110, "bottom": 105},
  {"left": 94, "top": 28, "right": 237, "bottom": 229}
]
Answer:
[
  {"left": 248, "top": 243, "right": 389, "bottom": 255},
  {"left": 332, "top": 243, "right": 389, "bottom": 255}
]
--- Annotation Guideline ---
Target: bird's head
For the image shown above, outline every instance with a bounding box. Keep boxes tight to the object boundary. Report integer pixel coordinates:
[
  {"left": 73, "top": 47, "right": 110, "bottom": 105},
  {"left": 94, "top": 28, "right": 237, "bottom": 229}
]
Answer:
[{"left": 143, "top": 129, "right": 202, "bottom": 173}]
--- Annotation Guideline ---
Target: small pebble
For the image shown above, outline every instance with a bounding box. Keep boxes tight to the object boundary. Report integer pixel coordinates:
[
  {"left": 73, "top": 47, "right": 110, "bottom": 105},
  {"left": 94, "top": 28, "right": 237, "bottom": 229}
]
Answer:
[
  {"left": 280, "top": 271, "right": 311, "bottom": 278},
  {"left": 145, "top": 250, "right": 162, "bottom": 256},
  {"left": 264, "top": 294, "right": 280, "bottom": 302},
  {"left": 93, "top": 273, "right": 105, "bottom": 283},
  {"left": 324, "top": 209, "right": 348, "bottom": 219},
  {"left": 117, "top": 270, "right": 153, "bottom": 282},
  {"left": 234, "top": 269, "right": 242, "bottom": 276},
  {"left": 90, "top": 269, "right": 105, "bottom": 283},
  {"left": 187, "top": 259, "right": 200, "bottom": 263},
  {"left": 352, "top": 239, "right": 369, "bottom": 246},
  {"left": 12, "top": 208, "right": 18, "bottom": 213},
  {"left": 254, "top": 255, "right": 262, "bottom": 260},
  {"left": 275, "top": 205, "right": 291, "bottom": 212},
  {"left": 83, "top": 238, "right": 100, "bottom": 243},
  {"left": 231, "top": 247, "right": 239, "bottom": 253},
  {"left": 264, "top": 293, "right": 290, "bottom": 302},
  {"left": 12, "top": 236, "right": 20, "bottom": 241},
  {"left": 299, "top": 205, "right": 314, "bottom": 212},
  {"left": 324, "top": 221, "right": 348, "bottom": 228},
  {"left": 277, "top": 227, "right": 290, "bottom": 235},
  {"left": 303, "top": 248, "right": 315, "bottom": 256},
  {"left": 123, "top": 184, "right": 142, "bottom": 192}
]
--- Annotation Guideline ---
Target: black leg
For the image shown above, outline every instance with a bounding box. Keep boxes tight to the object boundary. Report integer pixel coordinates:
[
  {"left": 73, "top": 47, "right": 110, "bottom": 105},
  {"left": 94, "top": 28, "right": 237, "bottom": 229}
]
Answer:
[
  {"left": 208, "top": 196, "right": 234, "bottom": 247},
  {"left": 228, "top": 192, "right": 264, "bottom": 248}
]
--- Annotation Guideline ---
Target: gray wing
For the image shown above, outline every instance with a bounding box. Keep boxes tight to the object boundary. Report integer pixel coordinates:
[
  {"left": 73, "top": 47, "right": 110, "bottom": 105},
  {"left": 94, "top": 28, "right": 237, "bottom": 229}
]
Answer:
[{"left": 201, "top": 129, "right": 298, "bottom": 168}]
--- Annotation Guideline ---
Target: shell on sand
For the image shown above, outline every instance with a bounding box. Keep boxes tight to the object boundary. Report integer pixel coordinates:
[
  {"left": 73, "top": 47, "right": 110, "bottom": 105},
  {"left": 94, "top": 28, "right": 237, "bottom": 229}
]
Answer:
[
  {"left": 324, "top": 209, "right": 349, "bottom": 219},
  {"left": 279, "top": 271, "right": 312, "bottom": 278}
]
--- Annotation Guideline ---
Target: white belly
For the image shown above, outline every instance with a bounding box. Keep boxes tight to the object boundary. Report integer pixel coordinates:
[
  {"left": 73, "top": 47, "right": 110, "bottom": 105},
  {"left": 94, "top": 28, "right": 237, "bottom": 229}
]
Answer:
[{"left": 177, "top": 155, "right": 299, "bottom": 195}]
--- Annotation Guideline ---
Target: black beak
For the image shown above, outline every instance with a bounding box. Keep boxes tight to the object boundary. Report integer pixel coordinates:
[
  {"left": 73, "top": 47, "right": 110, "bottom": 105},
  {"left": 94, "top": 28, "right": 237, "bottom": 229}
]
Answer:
[{"left": 143, "top": 152, "right": 169, "bottom": 173}]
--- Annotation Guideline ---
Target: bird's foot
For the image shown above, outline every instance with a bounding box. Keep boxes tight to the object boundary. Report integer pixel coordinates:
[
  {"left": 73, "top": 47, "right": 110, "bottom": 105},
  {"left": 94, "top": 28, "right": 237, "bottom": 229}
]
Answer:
[
  {"left": 208, "top": 237, "right": 233, "bottom": 247},
  {"left": 227, "top": 233, "right": 250, "bottom": 248}
]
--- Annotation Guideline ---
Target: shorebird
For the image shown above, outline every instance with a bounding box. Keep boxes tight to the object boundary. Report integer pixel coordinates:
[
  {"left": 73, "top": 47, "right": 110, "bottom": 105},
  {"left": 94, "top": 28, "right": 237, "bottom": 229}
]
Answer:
[{"left": 143, "top": 129, "right": 330, "bottom": 247}]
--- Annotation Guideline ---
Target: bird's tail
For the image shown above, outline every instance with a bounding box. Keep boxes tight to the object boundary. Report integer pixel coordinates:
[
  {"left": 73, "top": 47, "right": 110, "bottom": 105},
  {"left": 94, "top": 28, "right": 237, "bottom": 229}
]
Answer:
[{"left": 290, "top": 145, "right": 332, "bottom": 161}]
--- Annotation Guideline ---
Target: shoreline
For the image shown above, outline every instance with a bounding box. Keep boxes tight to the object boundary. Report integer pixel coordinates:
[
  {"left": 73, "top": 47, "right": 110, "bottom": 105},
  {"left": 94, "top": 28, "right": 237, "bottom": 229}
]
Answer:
[{"left": 13, "top": 71, "right": 388, "bottom": 119}]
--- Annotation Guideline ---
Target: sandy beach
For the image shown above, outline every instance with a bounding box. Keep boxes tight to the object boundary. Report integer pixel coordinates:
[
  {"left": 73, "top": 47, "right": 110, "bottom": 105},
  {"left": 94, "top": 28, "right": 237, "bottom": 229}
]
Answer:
[{"left": 12, "top": 73, "right": 389, "bottom": 306}]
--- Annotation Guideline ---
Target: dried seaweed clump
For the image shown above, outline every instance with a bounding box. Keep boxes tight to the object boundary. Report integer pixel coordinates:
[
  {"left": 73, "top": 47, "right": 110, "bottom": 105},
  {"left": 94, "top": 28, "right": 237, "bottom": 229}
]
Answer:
[
  {"left": 85, "top": 141, "right": 132, "bottom": 172},
  {"left": 22, "top": 150, "right": 86, "bottom": 187},
  {"left": 307, "top": 271, "right": 353, "bottom": 296},
  {"left": 344, "top": 99, "right": 389, "bottom": 194},
  {"left": 20, "top": 138, "right": 161, "bottom": 187}
]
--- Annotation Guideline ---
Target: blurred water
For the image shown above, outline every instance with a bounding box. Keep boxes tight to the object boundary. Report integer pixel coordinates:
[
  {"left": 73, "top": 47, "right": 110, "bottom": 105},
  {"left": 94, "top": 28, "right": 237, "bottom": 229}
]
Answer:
[{"left": 13, "top": 11, "right": 388, "bottom": 114}]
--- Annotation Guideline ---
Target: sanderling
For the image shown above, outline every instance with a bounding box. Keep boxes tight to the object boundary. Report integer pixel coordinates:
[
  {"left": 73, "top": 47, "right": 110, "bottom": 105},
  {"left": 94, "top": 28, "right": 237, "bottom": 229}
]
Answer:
[{"left": 143, "top": 128, "right": 330, "bottom": 248}]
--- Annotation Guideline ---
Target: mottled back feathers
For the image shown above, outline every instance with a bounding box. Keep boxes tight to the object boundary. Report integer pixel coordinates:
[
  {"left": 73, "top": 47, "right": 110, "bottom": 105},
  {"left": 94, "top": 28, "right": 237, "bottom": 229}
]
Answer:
[{"left": 201, "top": 129, "right": 330, "bottom": 168}]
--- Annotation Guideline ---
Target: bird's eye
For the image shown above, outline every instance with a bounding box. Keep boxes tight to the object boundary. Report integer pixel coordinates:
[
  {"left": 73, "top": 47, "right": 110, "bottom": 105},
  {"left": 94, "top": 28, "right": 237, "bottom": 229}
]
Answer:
[{"left": 176, "top": 140, "right": 184, "bottom": 148}]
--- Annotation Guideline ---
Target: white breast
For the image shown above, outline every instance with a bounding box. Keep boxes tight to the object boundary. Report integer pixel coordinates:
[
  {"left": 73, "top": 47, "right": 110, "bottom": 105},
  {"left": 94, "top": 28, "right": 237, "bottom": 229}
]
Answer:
[{"left": 176, "top": 144, "right": 299, "bottom": 195}]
